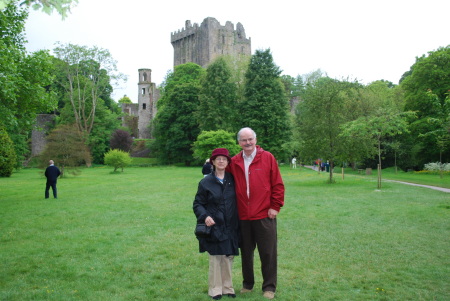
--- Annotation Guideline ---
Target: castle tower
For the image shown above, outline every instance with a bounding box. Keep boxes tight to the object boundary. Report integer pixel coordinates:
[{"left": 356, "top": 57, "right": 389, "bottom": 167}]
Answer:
[
  {"left": 137, "top": 68, "right": 159, "bottom": 139},
  {"left": 171, "top": 17, "right": 251, "bottom": 68}
]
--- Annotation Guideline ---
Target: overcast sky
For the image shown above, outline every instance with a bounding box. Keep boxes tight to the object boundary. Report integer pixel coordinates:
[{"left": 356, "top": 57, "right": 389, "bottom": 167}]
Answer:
[{"left": 24, "top": 0, "right": 449, "bottom": 102}]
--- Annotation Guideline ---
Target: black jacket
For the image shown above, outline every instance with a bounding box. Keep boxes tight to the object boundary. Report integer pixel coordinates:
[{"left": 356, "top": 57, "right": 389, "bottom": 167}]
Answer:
[
  {"left": 193, "top": 172, "right": 239, "bottom": 256},
  {"left": 201, "top": 162, "right": 212, "bottom": 175},
  {"left": 45, "top": 165, "right": 61, "bottom": 183}
]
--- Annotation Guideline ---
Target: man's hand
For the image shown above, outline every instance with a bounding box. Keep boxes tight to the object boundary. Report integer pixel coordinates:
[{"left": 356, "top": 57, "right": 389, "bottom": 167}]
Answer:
[{"left": 268, "top": 209, "right": 279, "bottom": 219}]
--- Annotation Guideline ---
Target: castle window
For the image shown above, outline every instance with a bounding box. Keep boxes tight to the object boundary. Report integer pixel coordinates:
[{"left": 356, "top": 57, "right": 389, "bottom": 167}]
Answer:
[
  {"left": 142, "top": 88, "right": 145, "bottom": 95},
  {"left": 143, "top": 72, "right": 147, "bottom": 82},
  {"left": 143, "top": 103, "right": 146, "bottom": 110}
]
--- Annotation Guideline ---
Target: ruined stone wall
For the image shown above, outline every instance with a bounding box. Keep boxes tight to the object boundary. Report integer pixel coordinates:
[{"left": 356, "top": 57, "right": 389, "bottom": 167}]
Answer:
[
  {"left": 171, "top": 17, "right": 251, "bottom": 68},
  {"left": 31, "top": 114, "right": 56, "bottom": 156}
]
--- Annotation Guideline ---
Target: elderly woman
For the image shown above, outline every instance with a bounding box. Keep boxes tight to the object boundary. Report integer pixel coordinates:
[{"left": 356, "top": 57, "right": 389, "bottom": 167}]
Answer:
[{"left": 193, "top": 148, "right": 239, "bottom": 300}]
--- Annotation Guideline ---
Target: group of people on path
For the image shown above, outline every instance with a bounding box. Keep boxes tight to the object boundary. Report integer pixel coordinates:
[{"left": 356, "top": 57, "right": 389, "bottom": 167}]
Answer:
[
  {"left": 313, "top": 159, "right": 330, "bottom": 172},
  {"left": 193, "top": 127, "right": 285, "bottom": 300}
]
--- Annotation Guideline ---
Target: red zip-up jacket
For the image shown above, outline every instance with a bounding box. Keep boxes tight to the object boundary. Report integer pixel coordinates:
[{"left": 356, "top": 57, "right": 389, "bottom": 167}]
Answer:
[{"left": 228, "top": 146, "right": 285, "bottom": 220}]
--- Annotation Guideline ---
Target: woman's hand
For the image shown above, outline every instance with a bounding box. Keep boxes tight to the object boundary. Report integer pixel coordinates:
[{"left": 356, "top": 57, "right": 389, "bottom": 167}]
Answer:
[{"left": 205, "top": 216, "right": 215, "bottom": 226}]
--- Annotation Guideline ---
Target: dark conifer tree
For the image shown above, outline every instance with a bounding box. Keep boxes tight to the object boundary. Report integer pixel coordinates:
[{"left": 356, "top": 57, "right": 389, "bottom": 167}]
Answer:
[{"left": 239, "top": 49, "right": 291, "bottom": 159}]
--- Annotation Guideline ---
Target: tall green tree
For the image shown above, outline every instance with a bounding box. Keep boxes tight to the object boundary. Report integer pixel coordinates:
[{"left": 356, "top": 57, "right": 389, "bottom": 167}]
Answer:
[
  {"left": 0, "top": 3, "right": 57, "bottom": 166},
  {"left": 419, "top": 90, "right": 450, "bottom": 165},
  {"left": 339, "top": 80, "right": 407, "bottom": 170},
  {"left": 57, "top": 97, "right": 120, "bottom": 164},
  {"left": 239, "top": 49, "right": 291, "bottom": 159},
  {"left": 280, "top": 74, "right": 305, "bottom": 114},
  {"left": 340, "top": 108, "right": 411, "bottom": 188},
  {"left": 152, "top": 63, "right": 205, "bottom": 165},
  {"left": 51, "top": 43, "right": 123, "bottom": 164},
  {"left": 401, "top": 46, "right": 450, "bottom": 166},
  {"left": 198, "top": 56, "right": 238, "bottom": 132},
  {"left": 86, "top": 101, "right": 121, "bottom": 164},
  {"left": 296, "top": 77, "right": 361, "bottom": 182},
  {"left": 52, "top": 43, "right": 125, "bottom": 135}
]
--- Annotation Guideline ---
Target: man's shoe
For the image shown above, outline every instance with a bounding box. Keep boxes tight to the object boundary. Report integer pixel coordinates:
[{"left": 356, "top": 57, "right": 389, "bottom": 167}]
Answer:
[
  {"left": 225, "top": 293, "right": 236, "bottom": 298},
  {"left": 240, "top": 288, "right": 252, "bottom": 293},
  {"left": 212, "top": 295, "right": 222, "bottom": 300},
  {"left": 263, "top": 291, "right": 275, "bottom": 299}
]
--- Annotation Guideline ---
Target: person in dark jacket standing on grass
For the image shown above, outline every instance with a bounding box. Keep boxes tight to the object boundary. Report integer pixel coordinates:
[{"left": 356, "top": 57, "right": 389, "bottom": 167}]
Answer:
[
  {"left": 45, "top": 160, "right": 61, "bottom": 199},
  {"left": 227, "top": 127, "right": 285, "bottom": 300},
  {"left": 202, "top": 158, "right": 213, "bottom": 177},
  {"left": 193, "top": 148, "right": 239, "bottom": 300}
]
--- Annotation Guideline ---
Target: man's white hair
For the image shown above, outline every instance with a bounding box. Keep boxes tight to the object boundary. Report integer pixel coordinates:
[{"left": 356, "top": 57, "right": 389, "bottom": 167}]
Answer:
[{"left": 237, "top": 127, "right": 257, "bottom": 141}]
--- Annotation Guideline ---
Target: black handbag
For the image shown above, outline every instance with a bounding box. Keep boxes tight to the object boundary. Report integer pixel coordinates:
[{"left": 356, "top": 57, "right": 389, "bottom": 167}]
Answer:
[{"left": 195, "top": 223, "right": 211, "bottom": 238}]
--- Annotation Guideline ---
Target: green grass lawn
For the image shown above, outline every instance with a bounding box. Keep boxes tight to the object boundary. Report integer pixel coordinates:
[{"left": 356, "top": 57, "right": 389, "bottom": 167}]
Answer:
[{"left": 1, "top": 166, "right": 449, "bottom": 300}]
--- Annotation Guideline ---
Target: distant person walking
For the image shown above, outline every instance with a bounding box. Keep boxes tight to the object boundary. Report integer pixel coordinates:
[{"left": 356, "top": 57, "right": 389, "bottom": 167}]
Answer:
[
  {"left": 291, "top": 157, "right": 297, "bottom": 169},
  {"left": 45, "top": 160, "right": 61, "bottom": 199}
]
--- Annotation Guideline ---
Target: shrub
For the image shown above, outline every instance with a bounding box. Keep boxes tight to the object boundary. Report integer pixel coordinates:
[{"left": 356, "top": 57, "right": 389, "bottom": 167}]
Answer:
[
  {"left": 104, "top": 149, "right": 132, "bottom": 172},
  {"left": 0, "top": 127, "right": 17, "bottom": 177},
  {"left": 110, "top": 129, "right": 133, "bottom": 152},
  {"left": 192, "top": 130, "right": 241, "bottom": 164},
  {"left": 424, "top": 162, "right": 450, "bottom": 172}
]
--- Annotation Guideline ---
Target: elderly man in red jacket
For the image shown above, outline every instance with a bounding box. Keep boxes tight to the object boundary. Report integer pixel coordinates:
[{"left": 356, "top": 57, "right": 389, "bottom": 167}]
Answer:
[{"left": 227, "top": 127, "right": 285, "bottom": 300}]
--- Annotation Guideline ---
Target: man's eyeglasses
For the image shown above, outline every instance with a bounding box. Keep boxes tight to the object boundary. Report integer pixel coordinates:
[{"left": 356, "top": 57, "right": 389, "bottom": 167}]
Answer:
[{"left": 239, "top": 138, "right": 254, "bottom": 143}]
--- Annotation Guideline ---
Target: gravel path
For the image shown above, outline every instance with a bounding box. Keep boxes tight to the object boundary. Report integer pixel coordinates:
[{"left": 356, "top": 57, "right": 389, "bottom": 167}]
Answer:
[
  {"left": 384, "top": 180, "right": 450, "bottom": 193},
  {"left": 303, "top": 166, "right": 450, "bottom": 193}
]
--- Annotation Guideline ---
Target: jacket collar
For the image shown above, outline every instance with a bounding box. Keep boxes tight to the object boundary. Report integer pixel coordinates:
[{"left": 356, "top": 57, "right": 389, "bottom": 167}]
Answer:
[{"left": 236, "top": 145, "right": 263, "bottom": 163}]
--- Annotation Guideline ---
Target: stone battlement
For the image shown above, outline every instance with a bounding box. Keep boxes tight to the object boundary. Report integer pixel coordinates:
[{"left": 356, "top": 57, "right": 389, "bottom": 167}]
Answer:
[
  {"left": 170, "top": 20, "right": 199, "bottom": 42},
  {"left": 171, "top": 17, "right": 251, "bottom": 68}
]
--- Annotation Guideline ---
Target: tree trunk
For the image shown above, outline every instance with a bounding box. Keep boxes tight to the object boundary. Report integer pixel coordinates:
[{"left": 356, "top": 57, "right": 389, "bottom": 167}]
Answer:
[
  {"left": 329, "top": 161, "right": 334, "bottom": 183},
  {"left": 378, "top": 137, "right": 382, "bottom": 189}
]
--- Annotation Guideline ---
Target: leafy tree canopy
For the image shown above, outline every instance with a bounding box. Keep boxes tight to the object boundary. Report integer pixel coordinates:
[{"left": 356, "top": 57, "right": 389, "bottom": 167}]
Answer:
[
  {"left": 240, "top": 48, "right": 291, "bottom": 160},
  {"left": 152, "top": 63, "right": 205, "bottom": 165},
  {"left": 198, "top": 56, "right": 238, "bottom": 132},
  {"left": 118, "top": 95, "right": 133, "bottom": 104},
  {"left": 53, "top": 42, "right": 125, "bottom": 134},
  {"left": 0, "top": 3, "right": 57, "bottom": 165},
  {"left": 296, "top": 76, "right": 362, "bottom": 180},
  {"left": 0, "top": 126, "right": 17, "bottom": 177},
  {"left": 402, "top": 46, "right": 450, "bottom": 118},
  {"left": 0, "top": 0, "right": 78, "bottom": 19},
  {"left": 401, "top": 46, "right": 450, "bottom": 164}
]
